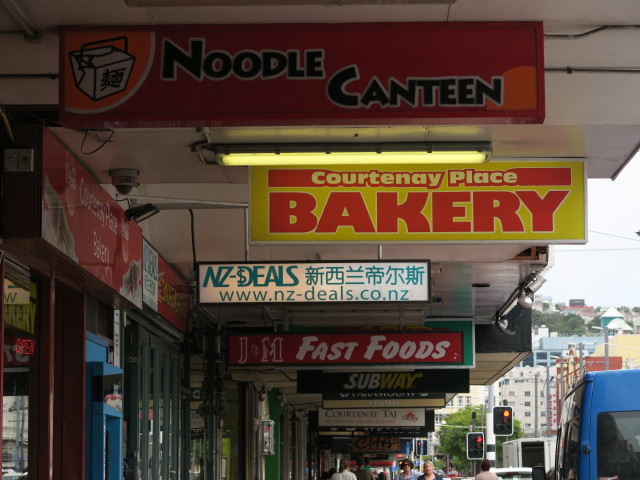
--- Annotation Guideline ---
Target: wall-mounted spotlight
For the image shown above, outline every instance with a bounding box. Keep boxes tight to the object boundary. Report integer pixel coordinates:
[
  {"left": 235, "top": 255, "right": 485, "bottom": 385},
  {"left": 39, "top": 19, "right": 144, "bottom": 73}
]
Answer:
[
  {"left": 517, "top": 289, "right": 534, "bottom": 309},
  {"left": 495, "top": 315, "right": 516, "bottom": 335},
  {"left": 125, "top": 203, "right": 159, "bottom": 223},
  {"left": 494, "top": 271, "right": 547, "bottom": 334},
  {"left": 526, "top": 274, "right": 546, "bottom": 293},
  {"left": 209, "top": 142, "right": 492, "bottom": 166}
]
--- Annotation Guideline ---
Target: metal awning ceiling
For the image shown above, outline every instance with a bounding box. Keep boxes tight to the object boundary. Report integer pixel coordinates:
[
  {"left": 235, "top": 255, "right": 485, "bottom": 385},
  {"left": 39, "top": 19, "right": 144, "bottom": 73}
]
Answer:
[{"left": 2, "top": 0, "right": 640, "bottom": 405}]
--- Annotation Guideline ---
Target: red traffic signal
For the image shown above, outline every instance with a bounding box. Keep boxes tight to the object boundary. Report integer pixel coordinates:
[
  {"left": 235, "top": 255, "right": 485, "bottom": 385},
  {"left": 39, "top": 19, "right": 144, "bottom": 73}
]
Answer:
[
  {"left": 493, "top": 406, "right": 514, "bottom": 436},
  {"left": 466, "top": 432, "right": 484, "bottom": 459}
]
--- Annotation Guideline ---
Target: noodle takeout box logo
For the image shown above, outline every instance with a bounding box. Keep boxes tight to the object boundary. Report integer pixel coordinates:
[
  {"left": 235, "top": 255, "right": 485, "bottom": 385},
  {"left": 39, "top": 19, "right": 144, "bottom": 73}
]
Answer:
[
  {"left": 227, "top": 332, "right": 464, "bottom": 366},
  {"left": 59, "top": 22, "right": 544, "bottom": 127}
]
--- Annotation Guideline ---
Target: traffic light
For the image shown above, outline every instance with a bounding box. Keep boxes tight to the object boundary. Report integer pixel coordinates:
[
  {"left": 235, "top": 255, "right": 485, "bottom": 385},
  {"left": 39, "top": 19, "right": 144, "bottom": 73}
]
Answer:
[
  {"left": 493, "top": 406, "right": 514, "bottom": 436},
  {"left": 416, "top": 440, "right": 423, "bottom": 455},
  {"left": 466, "top": 432, "right": 484, "bottom": 460}
]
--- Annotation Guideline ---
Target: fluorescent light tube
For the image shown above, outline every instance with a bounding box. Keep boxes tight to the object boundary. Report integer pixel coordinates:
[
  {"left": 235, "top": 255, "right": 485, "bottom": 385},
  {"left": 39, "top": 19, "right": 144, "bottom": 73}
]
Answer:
[{"left": 213, "top": 142, "right": 491, "bottom": 166}]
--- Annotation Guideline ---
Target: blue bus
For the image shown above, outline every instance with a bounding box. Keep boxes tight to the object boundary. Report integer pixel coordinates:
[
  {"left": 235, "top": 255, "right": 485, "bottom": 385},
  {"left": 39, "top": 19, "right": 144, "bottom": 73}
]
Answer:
[{"left": 534, "top": 369, "right": 640, "bottom": 480}]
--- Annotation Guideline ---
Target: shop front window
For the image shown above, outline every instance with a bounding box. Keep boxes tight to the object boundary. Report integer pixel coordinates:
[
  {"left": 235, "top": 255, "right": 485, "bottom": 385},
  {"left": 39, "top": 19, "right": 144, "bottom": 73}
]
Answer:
[
  {"left": 124, "top": 321, "right": 181, "bottom": 480},
  {"left": 3, "top": 262, "right": 38, "bottom": 476},
  {"left": 222, "top": 382, "right": 244, "bottom": 480}
]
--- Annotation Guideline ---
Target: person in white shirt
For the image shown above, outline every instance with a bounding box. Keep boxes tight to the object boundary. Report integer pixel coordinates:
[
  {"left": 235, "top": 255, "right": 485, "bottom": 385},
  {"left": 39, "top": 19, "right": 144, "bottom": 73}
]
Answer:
[{"left": 333, "top": 459, "right": 357, "bottom": 480}]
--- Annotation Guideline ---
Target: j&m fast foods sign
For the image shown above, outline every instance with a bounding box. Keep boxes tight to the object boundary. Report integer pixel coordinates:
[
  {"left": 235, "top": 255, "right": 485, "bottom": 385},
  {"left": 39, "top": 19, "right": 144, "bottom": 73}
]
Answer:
[
  {"left": 228, "top": 332, "right": 465, "bottom": 367},
  {"left": 59, "top": 22, "right": 544, "bottom": 127},
  {"left": 250, "top": 161, "right": 585, "bottom": 243}
]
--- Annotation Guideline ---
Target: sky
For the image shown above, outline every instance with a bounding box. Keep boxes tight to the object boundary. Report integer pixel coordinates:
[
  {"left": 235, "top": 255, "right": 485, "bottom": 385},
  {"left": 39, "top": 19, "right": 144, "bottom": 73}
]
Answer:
[{"left": 536, "top": 153, "right": 640, "bottom": 309}]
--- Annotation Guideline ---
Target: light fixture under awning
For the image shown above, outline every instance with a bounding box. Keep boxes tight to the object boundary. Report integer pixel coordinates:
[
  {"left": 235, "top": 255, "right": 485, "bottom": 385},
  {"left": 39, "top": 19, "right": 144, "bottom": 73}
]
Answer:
[{"left": 212, "top": 141, "right": 492, "bottom": 166}]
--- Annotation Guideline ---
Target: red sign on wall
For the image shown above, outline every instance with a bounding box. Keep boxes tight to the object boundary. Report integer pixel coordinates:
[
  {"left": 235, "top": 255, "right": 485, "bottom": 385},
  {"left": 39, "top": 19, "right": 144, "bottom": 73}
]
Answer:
[
  {"left": 228, "top": 332, "right": 463, "bottom": 366},
  {"left": 41, "top": 129, "right": 143, "bottom": 307},
  {"left": 60, "top": 22, "right": 544, "bottom": 128}
]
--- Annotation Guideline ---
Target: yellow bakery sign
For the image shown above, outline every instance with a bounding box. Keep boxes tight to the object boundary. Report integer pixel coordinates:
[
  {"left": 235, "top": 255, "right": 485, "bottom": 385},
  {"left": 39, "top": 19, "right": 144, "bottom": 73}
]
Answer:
[{"left": 250, "top": 161, "right": 585, "bottom": 243}]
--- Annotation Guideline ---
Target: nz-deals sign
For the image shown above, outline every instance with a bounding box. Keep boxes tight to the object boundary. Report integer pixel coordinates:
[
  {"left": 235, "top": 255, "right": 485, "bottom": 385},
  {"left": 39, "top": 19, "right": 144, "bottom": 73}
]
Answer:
[
  {"left": 250, "top": 161, "right": 586, "bottom": 243},
  {"left": 59, "top": 22, "right": 544, "bottom": 127}
]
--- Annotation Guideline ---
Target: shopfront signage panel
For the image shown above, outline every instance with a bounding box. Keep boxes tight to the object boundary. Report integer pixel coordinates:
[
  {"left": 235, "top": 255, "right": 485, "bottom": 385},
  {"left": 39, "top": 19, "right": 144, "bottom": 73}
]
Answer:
[
  {"left": 228, "top": 332, "right": 464, "bottom": 367},
  {"left": 156, "top": 255, "right": 190, "bottom": 332},
  {"left": 142, "top": 240, "right": 159, "bottom": 311},
  {"left": 297, "top": 369, "right": 470, "bottom": 393},
  {"left": 143, "top": 240, "right": 190, "bottom": 332},
  {"left": 250, "top": 161, "right": 586, "bottom": 243},
  {"left": 41, "top": 129, "right": 143, "bottom": 307},
  {"left": 59, "top": 22, "right": 544, "bottom": 127},
  {"left": 198, "top": 261, "right": 429, "bottom": 304},
  {"left": 318, "top": 407, "right": 426, "bottom": 427},
  {"left": 322, "top": 392, "right": 447, "bottom": 409},
  {"left": 350, "top": 437, "right": 400, "bottom": 451}
]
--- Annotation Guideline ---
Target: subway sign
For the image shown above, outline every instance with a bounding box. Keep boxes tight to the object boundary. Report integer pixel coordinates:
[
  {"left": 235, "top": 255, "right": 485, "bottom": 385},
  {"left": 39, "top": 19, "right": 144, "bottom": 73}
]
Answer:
[
  {"left": 298, "top": 369, "right": 470, "bottom": 393},
  {"left": 198, "top": 261, "right": 429, "bottom": 304}
]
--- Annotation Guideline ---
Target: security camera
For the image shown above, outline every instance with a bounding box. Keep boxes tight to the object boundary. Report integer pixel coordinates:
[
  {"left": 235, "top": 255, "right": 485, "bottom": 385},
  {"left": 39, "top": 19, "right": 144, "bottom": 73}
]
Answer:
[{"left": 109, "top": 168, "right": 139, "bottom": 195}]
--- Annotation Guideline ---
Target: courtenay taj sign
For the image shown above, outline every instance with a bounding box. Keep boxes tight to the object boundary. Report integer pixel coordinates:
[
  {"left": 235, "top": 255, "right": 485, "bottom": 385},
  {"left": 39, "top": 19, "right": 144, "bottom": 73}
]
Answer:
[{"left": 318, "top": 408, "right": 425, "bottom": 427}]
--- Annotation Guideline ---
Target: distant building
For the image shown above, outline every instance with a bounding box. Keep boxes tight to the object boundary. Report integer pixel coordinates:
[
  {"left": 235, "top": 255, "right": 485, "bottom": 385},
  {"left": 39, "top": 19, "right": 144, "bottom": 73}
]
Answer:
[
  {"left": 592, "top": 334, "right": 640, "bottom": 368},
  {"left": 498, "top": 366, "right": 552, "bottom": 436},
  {"left": 521, "top": 335, "right": 603, "bottom": 368},
  {"left": 605, "top": 318, "right": 633, "bottom": 335},
  {"left": 559, "top": 299, "right": 595, "bottom": 316},
  {"left": 600, "top": 307, "right": 626, "bottom": 328},
  {"left": 555, "top": 345, "right": 623, "bottom": 412}
]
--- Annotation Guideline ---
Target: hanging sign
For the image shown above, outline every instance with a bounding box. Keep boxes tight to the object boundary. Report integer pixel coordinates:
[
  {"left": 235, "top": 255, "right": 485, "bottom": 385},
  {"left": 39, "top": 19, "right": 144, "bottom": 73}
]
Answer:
[
  {"left": 142, "top": 241, "right": 190, "bottom": 332},
  {"left": 323, "top": 392, "right": 447, "bottom": 409},
  {"left": 350, "top": 437, "right": 400, "bottom": 452},
  {"left": 318, "top": 407, "right": 425, "bottom": 427},
  {"left": 228, "top": 332, "right": 464, "bottom": 367},
  {"left": 250, "top": 161, "right": 586, "bottom": 243},
  {"left": 198, "top": 261, "right": 429, "bottom": 304},
  {"left": 59, "top": 22, "right": 544, "bottom": 128},
  {"left": 298, "top": 369, "right": 470, "bottom": 393}
]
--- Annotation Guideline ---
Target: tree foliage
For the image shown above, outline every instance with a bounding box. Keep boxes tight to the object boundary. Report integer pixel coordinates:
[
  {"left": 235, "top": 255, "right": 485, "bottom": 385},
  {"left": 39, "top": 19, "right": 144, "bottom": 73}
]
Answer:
[
  {"left": 531, "top": 310, "right": 589, "bottom": 335},
  {"left": 436, "top": 405, "right": 523, "bottom": 474}
]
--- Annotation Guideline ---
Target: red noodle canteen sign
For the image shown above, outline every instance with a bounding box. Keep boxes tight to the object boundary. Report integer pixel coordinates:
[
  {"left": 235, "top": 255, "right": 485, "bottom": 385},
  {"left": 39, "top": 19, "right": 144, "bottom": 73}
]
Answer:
[
  {"left": 250, "top": 161, "right": 585, "bottom": 243},
  {"left": 59, "top": 22, "right": 543, "bottom": 127},
  {"left": 228, "top": 332, "right": 464, "bottom": 367}
]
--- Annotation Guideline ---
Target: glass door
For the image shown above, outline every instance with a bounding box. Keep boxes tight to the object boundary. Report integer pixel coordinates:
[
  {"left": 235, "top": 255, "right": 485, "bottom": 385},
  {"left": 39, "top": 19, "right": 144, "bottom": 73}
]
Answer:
[{"left": 124, "top": 321, "right": 182, "bottom": 480}]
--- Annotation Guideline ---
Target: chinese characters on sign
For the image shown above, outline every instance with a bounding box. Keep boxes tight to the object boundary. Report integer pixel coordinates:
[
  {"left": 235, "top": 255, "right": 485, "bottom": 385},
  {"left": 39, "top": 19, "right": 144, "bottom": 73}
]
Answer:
[{"left": 198, "top": 261, "right": 430, "bottom": 304}]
